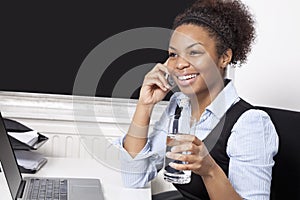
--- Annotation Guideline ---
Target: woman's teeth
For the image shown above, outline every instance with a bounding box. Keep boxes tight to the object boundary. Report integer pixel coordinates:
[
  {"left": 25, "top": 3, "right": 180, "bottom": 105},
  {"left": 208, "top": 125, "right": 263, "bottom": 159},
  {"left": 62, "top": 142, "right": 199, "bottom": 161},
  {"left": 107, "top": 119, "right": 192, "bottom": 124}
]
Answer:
[{"left": 177, "top": 74, "right": 198, "bottom": 81}]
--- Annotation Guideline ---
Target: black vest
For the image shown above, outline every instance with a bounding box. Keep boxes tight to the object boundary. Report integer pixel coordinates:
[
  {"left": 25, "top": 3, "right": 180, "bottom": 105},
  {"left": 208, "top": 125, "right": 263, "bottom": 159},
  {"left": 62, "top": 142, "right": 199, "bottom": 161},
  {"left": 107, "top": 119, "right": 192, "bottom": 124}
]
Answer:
[{"left": 173, "top": 99, "right": 253, "bottom": 200}]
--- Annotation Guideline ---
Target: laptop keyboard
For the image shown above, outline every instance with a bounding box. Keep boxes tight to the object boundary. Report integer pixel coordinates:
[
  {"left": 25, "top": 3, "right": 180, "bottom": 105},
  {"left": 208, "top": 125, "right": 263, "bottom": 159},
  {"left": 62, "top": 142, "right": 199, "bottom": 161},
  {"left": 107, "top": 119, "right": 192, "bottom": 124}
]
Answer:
[{"left": 26, "top": 178, "right": 68, "bottom": 200}]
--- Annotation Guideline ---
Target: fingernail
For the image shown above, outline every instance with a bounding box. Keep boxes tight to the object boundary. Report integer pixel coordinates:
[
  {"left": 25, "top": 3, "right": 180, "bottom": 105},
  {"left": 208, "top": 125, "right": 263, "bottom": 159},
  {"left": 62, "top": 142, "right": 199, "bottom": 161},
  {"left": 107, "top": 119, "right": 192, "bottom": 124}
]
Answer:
[
  {"left": 175, "top": 134, "right": 184, "bottom": 140},
  {"left": 169, "top": 162, "right": 175, "bottom": 168}
]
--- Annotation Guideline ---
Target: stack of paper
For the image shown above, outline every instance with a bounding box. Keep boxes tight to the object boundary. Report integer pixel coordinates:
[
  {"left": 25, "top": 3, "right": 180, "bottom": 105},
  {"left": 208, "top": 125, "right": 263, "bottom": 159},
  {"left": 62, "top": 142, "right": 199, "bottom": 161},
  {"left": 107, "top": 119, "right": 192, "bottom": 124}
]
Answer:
[
  {"left": 14, "top": 150, "right": 47, "bottom": 172},
  {"left": 8, "top": 130, "right": 39, "bottom": 146}
]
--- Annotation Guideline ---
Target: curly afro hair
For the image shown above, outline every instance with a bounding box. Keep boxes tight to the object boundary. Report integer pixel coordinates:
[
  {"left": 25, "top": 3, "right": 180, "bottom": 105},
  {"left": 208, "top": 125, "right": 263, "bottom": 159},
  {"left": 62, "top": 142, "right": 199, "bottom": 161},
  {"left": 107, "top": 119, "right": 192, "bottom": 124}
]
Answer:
[{"left": 172, "top": 0, "right": 256, "bottom": 66}]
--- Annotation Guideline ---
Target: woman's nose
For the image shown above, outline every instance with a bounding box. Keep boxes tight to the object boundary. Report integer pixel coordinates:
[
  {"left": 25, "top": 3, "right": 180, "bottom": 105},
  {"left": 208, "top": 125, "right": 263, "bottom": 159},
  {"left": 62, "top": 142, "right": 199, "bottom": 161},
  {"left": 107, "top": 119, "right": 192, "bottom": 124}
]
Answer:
[{"left": 176, "top": 56, "right": 190, "bottom": 70}]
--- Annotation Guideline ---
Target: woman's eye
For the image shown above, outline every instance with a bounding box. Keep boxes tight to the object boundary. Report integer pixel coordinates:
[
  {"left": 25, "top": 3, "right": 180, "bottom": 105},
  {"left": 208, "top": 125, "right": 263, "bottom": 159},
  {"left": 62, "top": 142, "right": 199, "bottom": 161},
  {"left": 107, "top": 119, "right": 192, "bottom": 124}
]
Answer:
[
  {"left": 189, "top": 50, "right": 202, "bottom": 56},
  {"left": 168, "top": 52, "right": 177, "bottom": 58}
]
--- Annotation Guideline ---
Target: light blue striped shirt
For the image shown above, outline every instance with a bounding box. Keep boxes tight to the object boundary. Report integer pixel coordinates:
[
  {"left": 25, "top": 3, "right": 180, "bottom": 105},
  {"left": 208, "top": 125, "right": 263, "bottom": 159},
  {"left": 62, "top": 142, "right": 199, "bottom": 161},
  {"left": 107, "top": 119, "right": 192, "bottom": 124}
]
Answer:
[{"left": 117, "top": 81, "right": 279, "bottom": 200}]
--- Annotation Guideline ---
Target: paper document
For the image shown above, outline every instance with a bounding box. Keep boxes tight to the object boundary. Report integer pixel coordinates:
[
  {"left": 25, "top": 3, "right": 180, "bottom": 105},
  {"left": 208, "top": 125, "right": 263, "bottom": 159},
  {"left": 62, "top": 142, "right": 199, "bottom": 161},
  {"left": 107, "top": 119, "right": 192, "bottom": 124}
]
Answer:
[
  {"left": 8, "top": 130, "right": 39, "bottom": 146},
  {"left": 14, "top": 150, "right": 47, "bottom": 170}
]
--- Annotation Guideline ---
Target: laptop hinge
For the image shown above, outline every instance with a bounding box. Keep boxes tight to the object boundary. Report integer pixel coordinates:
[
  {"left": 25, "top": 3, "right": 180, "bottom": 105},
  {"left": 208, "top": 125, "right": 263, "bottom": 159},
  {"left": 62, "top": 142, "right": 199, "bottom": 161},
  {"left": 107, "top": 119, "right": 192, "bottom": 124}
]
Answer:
[{"left": 16, "top": 180, "right": 26, "bottom": 199}]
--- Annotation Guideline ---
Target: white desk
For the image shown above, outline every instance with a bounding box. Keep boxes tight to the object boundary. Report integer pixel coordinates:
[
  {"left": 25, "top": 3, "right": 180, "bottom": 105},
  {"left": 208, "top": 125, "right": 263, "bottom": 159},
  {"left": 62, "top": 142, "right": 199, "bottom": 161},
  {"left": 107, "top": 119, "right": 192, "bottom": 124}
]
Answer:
[{"left": 0, "top": 157, "right": 151, "bottom": 200}]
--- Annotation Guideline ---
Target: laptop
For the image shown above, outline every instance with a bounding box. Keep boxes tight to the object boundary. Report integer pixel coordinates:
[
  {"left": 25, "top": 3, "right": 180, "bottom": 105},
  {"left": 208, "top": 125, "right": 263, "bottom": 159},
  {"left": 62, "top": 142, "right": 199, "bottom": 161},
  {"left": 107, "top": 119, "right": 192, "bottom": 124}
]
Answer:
[{"left": 0, "top": 112, "right": 104, "bottom": 200}]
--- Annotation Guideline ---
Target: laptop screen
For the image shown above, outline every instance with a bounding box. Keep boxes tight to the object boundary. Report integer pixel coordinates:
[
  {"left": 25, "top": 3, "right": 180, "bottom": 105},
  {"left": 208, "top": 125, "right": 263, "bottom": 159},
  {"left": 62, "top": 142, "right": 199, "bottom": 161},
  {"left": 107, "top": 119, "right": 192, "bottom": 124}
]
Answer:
[{"left": 0, "top": 113, "right": 23, "bottom": 200}]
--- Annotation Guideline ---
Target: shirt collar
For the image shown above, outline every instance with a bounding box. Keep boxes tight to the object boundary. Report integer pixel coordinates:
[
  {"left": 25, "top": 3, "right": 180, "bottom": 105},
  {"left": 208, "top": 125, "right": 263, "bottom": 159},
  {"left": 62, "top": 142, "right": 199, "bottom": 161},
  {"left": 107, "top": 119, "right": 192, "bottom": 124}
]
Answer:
[
  {"left": 205, "top": 79, "right": 240, "bottom": 119},
  {"left": 173, "top": 79, "right": 239, "bottom": 119}
]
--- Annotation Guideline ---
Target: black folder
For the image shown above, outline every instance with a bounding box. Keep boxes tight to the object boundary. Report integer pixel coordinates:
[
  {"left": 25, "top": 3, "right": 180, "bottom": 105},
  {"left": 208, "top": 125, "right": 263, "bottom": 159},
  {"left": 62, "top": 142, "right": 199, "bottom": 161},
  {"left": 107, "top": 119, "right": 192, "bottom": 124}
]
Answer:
[{"left": 3, "top": 118, "right": 48, "bottom": 150}]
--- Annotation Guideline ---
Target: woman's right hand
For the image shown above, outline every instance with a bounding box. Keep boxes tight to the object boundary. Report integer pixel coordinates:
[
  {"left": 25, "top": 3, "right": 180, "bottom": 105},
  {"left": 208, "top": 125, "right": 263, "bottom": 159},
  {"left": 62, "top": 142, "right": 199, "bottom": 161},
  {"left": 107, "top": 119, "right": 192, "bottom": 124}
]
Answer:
[{"left": 139, "top": 61, "right": 172, "bottom": 106}]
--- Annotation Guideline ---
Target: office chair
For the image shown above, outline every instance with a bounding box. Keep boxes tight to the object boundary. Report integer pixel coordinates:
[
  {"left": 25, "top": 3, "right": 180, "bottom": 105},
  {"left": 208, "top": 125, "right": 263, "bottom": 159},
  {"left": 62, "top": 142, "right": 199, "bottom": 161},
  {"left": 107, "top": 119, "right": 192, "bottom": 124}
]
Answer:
[{"left": 258, "top": 106, "right": 300, "bottom": 200}]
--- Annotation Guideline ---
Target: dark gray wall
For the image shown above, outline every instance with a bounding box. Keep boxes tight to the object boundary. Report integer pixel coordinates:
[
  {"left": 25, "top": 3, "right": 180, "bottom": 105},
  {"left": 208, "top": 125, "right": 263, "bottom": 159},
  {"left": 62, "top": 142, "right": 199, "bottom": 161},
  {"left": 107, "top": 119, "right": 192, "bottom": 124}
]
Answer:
[{"left": 2, "top": 0, "right": 194, "bottom": 99}]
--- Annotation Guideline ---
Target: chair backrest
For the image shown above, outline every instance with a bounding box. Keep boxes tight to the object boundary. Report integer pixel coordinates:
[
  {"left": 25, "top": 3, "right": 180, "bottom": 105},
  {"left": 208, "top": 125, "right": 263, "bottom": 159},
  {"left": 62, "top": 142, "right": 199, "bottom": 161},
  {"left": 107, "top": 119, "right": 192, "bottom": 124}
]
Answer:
[{"left": 257, "top": 106, "right": 300, "bottom": 200}]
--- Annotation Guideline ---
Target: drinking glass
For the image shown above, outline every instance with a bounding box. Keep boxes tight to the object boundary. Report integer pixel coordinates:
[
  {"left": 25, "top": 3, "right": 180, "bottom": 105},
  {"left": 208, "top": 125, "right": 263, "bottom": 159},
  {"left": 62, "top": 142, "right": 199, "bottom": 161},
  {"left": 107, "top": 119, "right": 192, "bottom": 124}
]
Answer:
[{"left": 163, "top": 114, "right": 196, "bottom": 184}]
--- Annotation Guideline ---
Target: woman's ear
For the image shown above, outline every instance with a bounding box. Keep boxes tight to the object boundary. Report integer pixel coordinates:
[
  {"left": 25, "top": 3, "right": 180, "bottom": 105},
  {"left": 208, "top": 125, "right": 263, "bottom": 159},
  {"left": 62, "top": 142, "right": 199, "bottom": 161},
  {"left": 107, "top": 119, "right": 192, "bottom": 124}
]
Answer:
[{"left": 219, "top": 48, "right": 232, "bottom": 69}]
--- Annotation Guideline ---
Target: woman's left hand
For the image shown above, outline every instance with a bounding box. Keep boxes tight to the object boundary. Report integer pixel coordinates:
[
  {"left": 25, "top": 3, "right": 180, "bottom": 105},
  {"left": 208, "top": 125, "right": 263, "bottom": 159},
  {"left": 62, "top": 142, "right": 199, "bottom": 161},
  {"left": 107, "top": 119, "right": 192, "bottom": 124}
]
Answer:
[{"left": 166, "top": 134, "right": 217, "bottom": 177}]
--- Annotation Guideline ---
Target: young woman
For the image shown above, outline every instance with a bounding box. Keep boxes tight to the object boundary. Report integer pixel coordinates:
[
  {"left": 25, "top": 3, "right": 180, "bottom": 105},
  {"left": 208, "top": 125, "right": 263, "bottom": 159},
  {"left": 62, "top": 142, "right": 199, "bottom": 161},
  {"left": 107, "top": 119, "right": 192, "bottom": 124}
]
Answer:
[{"left": 118, "top": 0, "right": 279, "bottom": 199}]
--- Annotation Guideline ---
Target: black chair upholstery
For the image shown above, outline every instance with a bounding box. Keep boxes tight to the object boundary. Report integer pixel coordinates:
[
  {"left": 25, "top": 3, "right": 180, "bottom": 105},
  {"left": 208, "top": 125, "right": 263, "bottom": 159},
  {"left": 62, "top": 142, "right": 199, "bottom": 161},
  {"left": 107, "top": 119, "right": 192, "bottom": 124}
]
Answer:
[{"left": 258, "top": 106, "right": 300, "bottom": 200}]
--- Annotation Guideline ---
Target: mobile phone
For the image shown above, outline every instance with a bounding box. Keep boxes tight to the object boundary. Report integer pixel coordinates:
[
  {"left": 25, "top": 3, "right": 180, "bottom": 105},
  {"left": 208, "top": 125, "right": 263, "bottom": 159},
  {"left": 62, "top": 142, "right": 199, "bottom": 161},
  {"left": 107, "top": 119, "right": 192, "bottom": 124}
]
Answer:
[{"left": 165, "top": 73, "right": 175, "bottom": 87}]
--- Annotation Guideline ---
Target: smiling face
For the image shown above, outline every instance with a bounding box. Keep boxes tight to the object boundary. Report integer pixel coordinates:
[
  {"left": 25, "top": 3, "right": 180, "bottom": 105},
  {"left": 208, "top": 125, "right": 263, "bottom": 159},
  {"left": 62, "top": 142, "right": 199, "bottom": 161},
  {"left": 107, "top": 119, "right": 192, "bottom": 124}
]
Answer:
[{"left": 168, "top": 24, "right": 227, "bottom": 100}]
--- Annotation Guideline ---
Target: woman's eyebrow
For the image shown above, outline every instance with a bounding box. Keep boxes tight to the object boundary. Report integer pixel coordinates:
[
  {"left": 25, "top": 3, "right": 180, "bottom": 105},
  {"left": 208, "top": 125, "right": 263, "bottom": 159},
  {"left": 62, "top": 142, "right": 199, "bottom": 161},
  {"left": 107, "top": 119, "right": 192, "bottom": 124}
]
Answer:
[
  {"left": 185, "top": 42, "right": 203, "bottom": 49},
  {"left": 168, "top": 46, "right": 176, "bottom": 51},
  {"left": 169, "top": 42, "right": 204, "bottom": 51}
]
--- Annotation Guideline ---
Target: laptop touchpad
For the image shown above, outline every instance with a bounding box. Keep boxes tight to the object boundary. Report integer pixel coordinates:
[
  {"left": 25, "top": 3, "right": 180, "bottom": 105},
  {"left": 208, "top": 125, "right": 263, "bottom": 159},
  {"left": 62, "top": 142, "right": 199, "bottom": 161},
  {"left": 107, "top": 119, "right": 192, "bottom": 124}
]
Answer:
[{"left": 69, "top": 179, "right": 103, "bottom": 200}]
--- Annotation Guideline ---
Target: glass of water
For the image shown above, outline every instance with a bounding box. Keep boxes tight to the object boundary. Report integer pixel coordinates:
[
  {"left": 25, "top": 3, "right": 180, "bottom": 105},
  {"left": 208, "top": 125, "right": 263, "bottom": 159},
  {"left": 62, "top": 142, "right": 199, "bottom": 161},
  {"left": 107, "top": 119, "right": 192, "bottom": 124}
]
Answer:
[{"left": 163, "top": 114, "right": 197, "bottom": 184}]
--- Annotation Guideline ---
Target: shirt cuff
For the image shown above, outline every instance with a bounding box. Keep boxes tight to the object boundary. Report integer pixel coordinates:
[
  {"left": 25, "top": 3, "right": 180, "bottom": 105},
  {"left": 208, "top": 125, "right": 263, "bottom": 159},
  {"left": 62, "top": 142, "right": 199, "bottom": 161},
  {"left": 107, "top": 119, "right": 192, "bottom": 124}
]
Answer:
[{"left": 116, "top": 134, "right": 152, "bottom": 161}]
